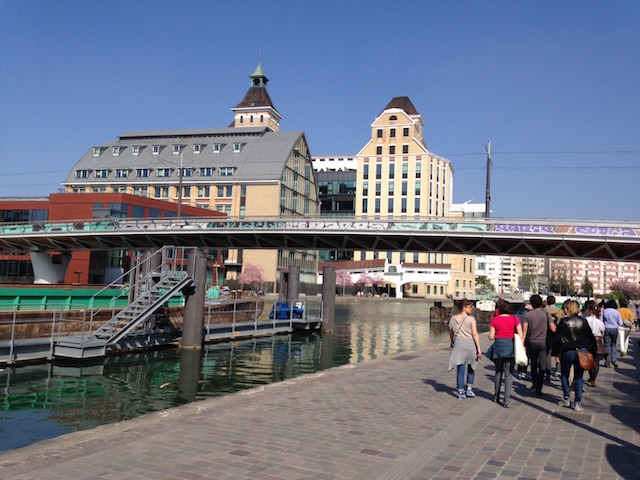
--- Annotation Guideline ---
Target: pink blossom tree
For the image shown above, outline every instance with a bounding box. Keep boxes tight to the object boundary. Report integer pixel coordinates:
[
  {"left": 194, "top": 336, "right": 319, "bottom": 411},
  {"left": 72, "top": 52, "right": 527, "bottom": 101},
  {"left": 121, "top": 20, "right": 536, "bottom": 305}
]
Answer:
[
  {"left": 237, "top": 263, "right": 265, "bottom": 291},
  {"left": 609, "top": 280, "right": 640, "bottom": 300},
  {"left": 336, "top": 269, "right": 353, "bottom": 296}
]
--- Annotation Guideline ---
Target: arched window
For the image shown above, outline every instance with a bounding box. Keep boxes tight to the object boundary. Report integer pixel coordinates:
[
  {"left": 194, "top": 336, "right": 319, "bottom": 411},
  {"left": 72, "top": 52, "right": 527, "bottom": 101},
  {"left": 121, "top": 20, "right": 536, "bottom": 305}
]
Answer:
[{"left": 389, "top": 115, "right": 397, "bottom": 121}]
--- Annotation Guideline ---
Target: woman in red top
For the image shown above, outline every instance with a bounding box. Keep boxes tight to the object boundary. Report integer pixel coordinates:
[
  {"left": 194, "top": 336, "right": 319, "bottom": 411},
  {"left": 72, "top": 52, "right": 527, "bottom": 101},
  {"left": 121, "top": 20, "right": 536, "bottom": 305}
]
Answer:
[{"left": 488, "top": 299, "right": 524, "bottom": 408}]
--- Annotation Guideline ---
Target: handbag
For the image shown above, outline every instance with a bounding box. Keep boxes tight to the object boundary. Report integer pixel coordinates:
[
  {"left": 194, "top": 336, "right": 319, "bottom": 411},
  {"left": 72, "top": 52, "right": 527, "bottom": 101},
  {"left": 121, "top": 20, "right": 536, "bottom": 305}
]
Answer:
[
  {"left": 514, "top": 334, "right": 528, "bottom": 366},
  {"left": 577, "top": 349, "right": 596, "bottom": 371},
  {"left": 596, "top": 336, "right": 607, "bottom": 356}
]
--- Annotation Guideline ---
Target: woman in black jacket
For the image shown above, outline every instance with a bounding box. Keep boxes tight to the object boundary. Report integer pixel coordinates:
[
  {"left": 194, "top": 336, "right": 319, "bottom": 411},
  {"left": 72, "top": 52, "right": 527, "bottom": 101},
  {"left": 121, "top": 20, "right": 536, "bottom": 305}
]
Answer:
[{"left": 556, "top": 300, "right": 597, "bottom": 412}]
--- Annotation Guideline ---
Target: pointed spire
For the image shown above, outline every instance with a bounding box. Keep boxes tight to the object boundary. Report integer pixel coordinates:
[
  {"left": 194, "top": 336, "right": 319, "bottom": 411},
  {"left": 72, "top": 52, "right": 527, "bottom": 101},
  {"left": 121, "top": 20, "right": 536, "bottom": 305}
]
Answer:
[{"left": 250, "top": 62, "right": 269, "bottom": 88}]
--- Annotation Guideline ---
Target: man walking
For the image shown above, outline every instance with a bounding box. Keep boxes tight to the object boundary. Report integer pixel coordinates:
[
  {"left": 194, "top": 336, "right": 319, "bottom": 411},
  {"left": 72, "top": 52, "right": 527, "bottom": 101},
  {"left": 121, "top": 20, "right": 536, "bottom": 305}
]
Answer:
[{"left": 523, "top": 295, "right": 556, "bottom": 396}]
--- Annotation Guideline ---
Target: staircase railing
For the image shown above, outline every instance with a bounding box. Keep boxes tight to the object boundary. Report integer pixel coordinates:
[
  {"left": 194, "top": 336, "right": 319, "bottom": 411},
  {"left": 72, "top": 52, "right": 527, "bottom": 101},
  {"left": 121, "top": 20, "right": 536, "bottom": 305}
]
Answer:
[{"left": 86, "top": 246, "right": 196, "bottom": 338}]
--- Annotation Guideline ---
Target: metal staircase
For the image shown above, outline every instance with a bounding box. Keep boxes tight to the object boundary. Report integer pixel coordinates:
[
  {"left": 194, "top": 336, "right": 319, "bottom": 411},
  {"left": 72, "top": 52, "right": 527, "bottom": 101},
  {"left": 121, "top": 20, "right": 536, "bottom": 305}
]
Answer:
[{"left": 55, "top": 246, "right": 195, "bottom": 359}]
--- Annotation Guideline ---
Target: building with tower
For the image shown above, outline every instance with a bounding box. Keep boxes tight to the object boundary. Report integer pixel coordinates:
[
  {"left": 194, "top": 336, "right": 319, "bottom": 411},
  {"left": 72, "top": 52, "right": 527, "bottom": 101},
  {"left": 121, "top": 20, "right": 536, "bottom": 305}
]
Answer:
[{"left": 62, "top": 64, "right": 319, "bottom": 289}]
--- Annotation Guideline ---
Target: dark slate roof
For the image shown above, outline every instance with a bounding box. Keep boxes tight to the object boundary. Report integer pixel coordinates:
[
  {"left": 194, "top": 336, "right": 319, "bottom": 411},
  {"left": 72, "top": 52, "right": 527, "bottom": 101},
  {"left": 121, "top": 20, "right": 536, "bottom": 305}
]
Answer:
[
  {"left": 233, "top": 86, "right": 276, "bottom": 109},
  {"left": 381, "top": 96, "right": 420, "bottom": 116}
]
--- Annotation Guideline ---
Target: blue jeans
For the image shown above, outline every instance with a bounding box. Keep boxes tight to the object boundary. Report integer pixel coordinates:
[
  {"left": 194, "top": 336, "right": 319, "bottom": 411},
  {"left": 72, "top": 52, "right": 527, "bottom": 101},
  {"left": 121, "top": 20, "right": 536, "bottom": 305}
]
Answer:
[
  {"left": 560, "top": 349, "right": 584, "bottom": 403},
  {"left": 603, "top": 328, "right": 619, "bottom": 366},
  {"left": 456, "top": 363, "right": 475, "bottom": 391}
]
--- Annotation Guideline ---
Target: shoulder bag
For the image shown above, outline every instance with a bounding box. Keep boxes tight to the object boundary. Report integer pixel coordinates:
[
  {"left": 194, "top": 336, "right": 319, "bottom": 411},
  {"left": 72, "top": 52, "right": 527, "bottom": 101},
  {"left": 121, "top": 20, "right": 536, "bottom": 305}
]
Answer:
[
  {"left": 577, "top": 348, "right": 596, "bottom": 371},
  {"left": 514, "top": 316, "right": 528, "bottom": 366}
]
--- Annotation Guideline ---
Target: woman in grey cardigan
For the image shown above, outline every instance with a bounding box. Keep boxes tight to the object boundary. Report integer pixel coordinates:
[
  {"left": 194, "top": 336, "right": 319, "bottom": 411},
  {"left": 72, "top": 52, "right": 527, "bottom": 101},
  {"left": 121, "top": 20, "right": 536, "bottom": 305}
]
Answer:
[{"left": 448, "top": 299, "right": 482, "bottom": 400}]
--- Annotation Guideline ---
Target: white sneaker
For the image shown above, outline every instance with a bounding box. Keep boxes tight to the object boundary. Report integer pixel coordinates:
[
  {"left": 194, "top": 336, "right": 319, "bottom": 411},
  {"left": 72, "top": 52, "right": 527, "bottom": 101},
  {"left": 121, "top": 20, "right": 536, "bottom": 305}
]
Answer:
[{"left": 574, "top": 403, "right": 583, "bottom": 412}]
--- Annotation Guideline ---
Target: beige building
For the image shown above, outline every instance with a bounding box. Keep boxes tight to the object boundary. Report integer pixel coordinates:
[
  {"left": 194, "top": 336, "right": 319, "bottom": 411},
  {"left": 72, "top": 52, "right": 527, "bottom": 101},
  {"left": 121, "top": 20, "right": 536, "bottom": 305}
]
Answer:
[
  {"left": 355, "top": 97, "right": 475, "bottom": 299},
  {"left": 62, "top": 64, "right": 319, "bottom": 289}
]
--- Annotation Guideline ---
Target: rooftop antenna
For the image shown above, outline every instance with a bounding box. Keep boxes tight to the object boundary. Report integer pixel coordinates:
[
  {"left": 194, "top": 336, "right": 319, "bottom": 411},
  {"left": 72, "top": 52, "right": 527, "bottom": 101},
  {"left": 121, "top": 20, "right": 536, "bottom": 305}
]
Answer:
[{"left": 485, "top": 140, "right": 492, "bottom": 218}]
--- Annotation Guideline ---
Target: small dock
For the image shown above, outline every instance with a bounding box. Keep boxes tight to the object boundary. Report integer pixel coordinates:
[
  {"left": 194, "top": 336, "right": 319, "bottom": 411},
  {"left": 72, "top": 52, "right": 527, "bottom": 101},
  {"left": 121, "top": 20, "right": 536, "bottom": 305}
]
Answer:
[{"left": 0, "top": 298, "right": 323, "bottom": 365}]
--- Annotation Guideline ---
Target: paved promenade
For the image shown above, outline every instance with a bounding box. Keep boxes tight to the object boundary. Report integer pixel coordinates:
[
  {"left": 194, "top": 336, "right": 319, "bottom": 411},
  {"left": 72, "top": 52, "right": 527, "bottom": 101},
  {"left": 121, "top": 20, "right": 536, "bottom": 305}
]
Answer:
[{"left": 1, "top": 332, "right": 638, "bottom": 479}]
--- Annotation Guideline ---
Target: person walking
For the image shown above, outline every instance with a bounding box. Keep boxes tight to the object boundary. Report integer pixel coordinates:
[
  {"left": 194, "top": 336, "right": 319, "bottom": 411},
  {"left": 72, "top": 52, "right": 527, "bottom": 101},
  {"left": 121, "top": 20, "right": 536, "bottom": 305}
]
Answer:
[
  {"left": 448, "top": 299, "right": 482, "bottom": 399},
  {"left": 583, "top": 300, "right": 605, "bottom": 387},
  {"left": 636, "top": 302, "right": 640, "bottom": 331},
  {"left": 522, "top": 294, "right": 556, "bottom": 396},
  {"left": 556, "top": 300, "right": 597, "bottom": 412},
  {"left": 488, "top": 299, "right": 523, "bottom": 408},
  {"left": 618, "top": 299, "right": 634, "bottom": 356},
  {"left": 601, "top": 300, "right": 623, "bottom": 368}
]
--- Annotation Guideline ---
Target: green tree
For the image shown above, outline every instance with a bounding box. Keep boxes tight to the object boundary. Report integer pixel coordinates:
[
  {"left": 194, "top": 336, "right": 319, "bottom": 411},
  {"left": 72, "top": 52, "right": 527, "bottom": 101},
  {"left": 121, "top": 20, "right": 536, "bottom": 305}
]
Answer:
[
  {"left": 476, "top": 276, "right": 495, "bottom": 292},
  {"left": 581, "top": 276, "right": 594, "bottom": 299}
]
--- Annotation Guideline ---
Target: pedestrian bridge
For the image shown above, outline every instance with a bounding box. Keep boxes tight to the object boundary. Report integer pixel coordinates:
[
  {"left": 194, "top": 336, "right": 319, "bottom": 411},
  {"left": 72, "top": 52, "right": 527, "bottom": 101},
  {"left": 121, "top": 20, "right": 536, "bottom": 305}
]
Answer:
[{"left": 1, "top": 217, "right": 639, "bottom": 261}]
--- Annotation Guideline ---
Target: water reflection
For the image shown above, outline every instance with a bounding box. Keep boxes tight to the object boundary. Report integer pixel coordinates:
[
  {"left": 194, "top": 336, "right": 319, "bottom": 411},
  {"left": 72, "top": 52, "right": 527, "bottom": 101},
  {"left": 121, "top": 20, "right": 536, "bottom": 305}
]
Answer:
[{"left": 0, "top": 301, "right": 459, "bottom": 452}]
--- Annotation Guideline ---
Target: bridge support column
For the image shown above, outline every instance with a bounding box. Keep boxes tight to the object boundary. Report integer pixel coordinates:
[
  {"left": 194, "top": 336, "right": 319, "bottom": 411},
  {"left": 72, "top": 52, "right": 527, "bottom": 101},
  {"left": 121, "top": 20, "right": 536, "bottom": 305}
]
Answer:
[
  {"left": 288, "top": 266, "right": 300, "bottom": 303},
  {"left": 29, "top": 251, "right": 72, "bottom": 284},
  {"left": 322, "top": 266, "right": 335, "bottom": 332},
  {"left": 181, "top": 249, "right": 206, "bottom": 349}
]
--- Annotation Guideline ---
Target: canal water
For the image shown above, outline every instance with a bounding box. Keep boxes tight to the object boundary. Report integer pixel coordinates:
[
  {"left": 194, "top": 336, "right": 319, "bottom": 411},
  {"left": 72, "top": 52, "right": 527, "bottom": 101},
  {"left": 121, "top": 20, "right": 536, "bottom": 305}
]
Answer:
[{"left": 0, "top": 300, "right": 467, "bottom": 452}]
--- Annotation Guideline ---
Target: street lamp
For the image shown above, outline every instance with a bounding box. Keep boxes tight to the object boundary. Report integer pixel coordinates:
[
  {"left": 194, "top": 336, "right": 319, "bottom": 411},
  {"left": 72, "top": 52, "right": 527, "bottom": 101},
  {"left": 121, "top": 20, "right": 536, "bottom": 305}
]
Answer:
[{"left": 156, "top": 153, "right": 184, "bottom": 219}]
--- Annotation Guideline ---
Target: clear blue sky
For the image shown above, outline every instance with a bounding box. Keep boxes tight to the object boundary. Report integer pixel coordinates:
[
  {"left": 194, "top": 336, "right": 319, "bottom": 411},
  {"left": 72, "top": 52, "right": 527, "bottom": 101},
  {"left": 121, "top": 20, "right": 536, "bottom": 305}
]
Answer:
[{"left": 1, "top": 1, "right": 638, "bottom": 221}]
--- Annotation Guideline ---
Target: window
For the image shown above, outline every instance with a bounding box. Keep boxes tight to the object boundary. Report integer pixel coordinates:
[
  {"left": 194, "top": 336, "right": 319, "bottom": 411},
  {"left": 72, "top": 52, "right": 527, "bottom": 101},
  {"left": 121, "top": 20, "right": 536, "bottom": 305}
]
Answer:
[
  {"left": 260, "top": 114, "right": 264, "bottom": 123},
  {"left": 152, "top": 145, "right": 160, "bottom": 155},
  {"left": 240, "top": 115, "right": 243, "bottom": 124},
  {"left": 95, "top": 169, "right": 109, "bottom": 178},
  {"left": 363, "top": 164, "right": 369, "bottom": 180},
  {"left": 182, "top": 168, "right": 192, "bottom": 177},
  {"left": 389, "top": 163, "right": 395, "bottom": 179},
  {"left": 75, "top": 170, "right": 89, "bottom": 178},
  {"left": 390, "top": 128, "right": 396, "bottom": 138},
  {"left": 115, "top": 169, "right": 128, "bottom": 178},
  {"left": 389, "top": 145, "right": 395, "bottom": 155},
  {"left": 412, "top": 285, "right": 418, "bottom": 294},
  {"left": 233, "top": 143, "right": 241, "bottom": 152},
  {"left": 414, "top": 198, "right": 420, "bottom": 213},
  {"left": 402, "top": 144, "right": 409, "bottom": 154},
  {"left": 92, "top": 147, "right": 101, "bottom": 156},
  {"left": 217, "top": 185, "right": 233, "bottom": 197},
  {"left": 389, "top": 115, "right": 397, "bottom": 121},
  {"left": 200, "top": 167, "right": 214, "bottom": 176},
  {"left": 415, "top": 180, "right": 421, "bottom": 196},
  {"left": 375, "top": 198, "right": 380, "bottom": 213},
  {"left": 388, "top": 198, "right": 394, "bottom": 213},
  {"left": 403, "top": 127, "right": 409, "bottom": 137},
  {"left": 137, "top": 169, "right": 150, "bottom": 178},
  {"left": 402, "top": 163, "right": 408, "bottom": 179},
  {"left": 183, "top": 186, "right": 191, "bottom": 198},
  {"left": 219, "top": 167, "right": 234, "bottom": 176},
  {"left": 402, "top": 181, "right": 408, "bottom": 196},
  {"left": 377, "top": 129, "right": 383, "bottom": 138},
  {"left": 250, "top": 115, "right": 253, "bottom": 123},
  {"left": 416, "top": 162, "right": 421, "bottom": 179},
  {"left": 413, "top": 252, "right": 419, "bottom": 262},
  {"left": 376, "top": 164, "right": 382, "bottom": 179},
  {"left": 173, "top": 145, "right": 180, "bottom": 154},
  {"left": 197, "top": 186, "right": 210, "bottom": 198},
  {"left": 362, "top": 181, "right": 368, "bottom": 197},
  {"left": 132, "top": 146, "right": 140, "bottom": 155},
  {"left": 362, "top": 198, "right": 368, "bottom": 213},
  {"left": 376, "top": 146, "right": 382, "bottom": 155},
  {"left": 213, "top": 144, "right": 220, "bottom": 153},
  {"left": 157, "top": 168, "right": 171, "bottom": 178},
  {"left": 112, "top": 147, "right": 120, "bottom": 156},
  {"left": 375, "top": 182, "right": 381, "bottom": 196},
  {"left": 194, "top": 144, "right": 201, "bottom": 154},
  {"left": 388, "top": 181, "right": 394, "bottom": 196},
  {"left": 401, "top": 198, "right": 407, "bottom": 213}
]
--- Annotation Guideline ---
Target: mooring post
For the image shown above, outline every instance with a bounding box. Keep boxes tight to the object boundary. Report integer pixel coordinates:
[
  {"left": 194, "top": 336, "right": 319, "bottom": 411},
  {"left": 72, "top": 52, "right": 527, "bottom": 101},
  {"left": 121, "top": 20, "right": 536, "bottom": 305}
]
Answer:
[
  {"left": 288, "top": 266, "right": 300, "bottom": 304},
  {"left": 180, "top": 249, "right": 206, "bottom": 349},
  {"left": 321, "top": 266, "right": 335, "bottom": 331},
  {"left": 177, "top": 348, "right": 202, "bottom": 402}
]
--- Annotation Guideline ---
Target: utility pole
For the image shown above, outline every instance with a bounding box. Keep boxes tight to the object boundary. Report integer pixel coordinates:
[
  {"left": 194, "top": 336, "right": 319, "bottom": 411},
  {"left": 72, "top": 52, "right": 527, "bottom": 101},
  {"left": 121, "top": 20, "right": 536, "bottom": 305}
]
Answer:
[
  {"left": 178, "top": 152, "right": 183, "bottom": 219},
  {"left": 485, "top": 140, "right": 492, "bottom": 218}
]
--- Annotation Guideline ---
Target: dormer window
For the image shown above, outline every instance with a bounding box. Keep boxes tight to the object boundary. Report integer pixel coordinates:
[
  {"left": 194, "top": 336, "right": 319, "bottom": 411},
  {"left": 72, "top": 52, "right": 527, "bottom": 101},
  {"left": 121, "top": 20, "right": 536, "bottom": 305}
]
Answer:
[
  {"left": 193, "top": 144, "right": 201, "bottom": 154},
  {"left": 152, "top": 146, "right": 160, "bottom": 155},
  {"left": 132, "top": 146, "right": 140, "bottom": 155},
  {"left": 95, "top": 169, "right": 109, "bottom": 178},
  {"left": 76, "top": 169, "right": 90, "bottom": 178},
  {"left": 173, "top": 145, "right": 180, "bottom": 154},
  {"left": 213, "top": 144, "right": 221, "bottom": 153},
  {"left": 219, "top": 167, "right": 234, "bottom": 176},
  {"left": 157, "top": 168, "right": 172, "bottom": 178},
  {"left": 112, "top": 147, "right": 120, "bottom": 156},
  {"left": 233, "top": 143, "right": 241, "bottom": 153},
  {"left": 92, "top": 147, "right": 101, "bottom": 156}
]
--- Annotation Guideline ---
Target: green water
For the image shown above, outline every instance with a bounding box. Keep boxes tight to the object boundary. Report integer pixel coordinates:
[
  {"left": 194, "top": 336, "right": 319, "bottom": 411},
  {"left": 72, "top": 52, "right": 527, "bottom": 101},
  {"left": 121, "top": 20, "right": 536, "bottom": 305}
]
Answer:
[{"left": 0, "top": 301, "right": 458, "bottom": 452}]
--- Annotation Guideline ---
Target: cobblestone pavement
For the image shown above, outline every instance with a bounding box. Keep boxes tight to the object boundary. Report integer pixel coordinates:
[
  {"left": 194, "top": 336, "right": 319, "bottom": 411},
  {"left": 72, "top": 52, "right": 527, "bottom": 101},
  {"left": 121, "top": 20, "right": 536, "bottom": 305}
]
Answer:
[{"left": 1, "top": 331, "right": 638, "bottom": 480}]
